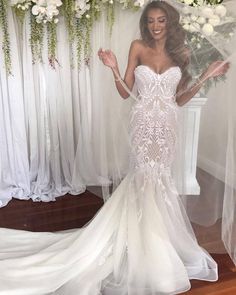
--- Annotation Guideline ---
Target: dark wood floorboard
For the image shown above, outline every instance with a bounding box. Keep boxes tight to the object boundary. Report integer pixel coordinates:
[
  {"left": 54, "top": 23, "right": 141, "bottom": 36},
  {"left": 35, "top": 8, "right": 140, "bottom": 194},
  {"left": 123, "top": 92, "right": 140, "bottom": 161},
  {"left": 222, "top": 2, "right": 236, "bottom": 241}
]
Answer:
[{"left": 0, "top": 191, "right": 103, "bottom": 231}]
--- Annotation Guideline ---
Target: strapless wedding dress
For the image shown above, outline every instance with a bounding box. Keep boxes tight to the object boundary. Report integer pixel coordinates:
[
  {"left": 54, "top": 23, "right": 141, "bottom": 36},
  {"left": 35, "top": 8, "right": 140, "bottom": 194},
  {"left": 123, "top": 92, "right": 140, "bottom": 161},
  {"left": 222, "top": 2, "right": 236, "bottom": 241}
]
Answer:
[{"left": 0, "top": 65, "right": 218, "bottom": 295}]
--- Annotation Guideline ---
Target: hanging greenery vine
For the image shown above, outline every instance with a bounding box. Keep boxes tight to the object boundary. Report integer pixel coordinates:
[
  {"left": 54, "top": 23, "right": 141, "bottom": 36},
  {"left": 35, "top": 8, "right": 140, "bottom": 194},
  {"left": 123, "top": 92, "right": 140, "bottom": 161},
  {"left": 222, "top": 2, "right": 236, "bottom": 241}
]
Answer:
[
  {"left": 47, "top": 22, "right": 58, "bottom": 68},
  {"left": 0, "top": 0, "right": 11, "bottom": 74},
  {"left": 30, "top": 14, "right": 44, "bottom": 63},
  {"left": 106, "top": 2, "right": 115, "bottom": 36},
  {"left": 63, "top": 0, "right": 76, "bottom": 43}
]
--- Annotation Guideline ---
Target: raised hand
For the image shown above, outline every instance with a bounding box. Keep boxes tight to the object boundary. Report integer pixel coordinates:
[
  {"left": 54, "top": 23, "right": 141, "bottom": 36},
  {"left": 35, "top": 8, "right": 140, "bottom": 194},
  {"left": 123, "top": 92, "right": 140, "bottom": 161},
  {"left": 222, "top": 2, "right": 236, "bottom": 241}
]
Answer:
[
  {"left": 98, "top": 48, "right": 118, "bottom": 69},
  {"left": 204, "top": 61, "right": 230, "bottom": 79}
]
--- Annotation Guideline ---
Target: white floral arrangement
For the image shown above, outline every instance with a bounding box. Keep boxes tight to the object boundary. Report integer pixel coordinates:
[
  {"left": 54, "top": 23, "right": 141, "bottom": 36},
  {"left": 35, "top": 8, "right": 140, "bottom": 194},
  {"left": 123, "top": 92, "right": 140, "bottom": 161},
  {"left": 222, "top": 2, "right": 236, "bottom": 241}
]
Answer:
[
  {"left": 75, "top": 0, "right": 91, "bottom": 19},
  {"left": 133, "top": 0, "right": 149, "bottom": 7},
  {"left": 180, "top": 1, "right": 233, "bottom": 37},
  {"left": 31, "top": 0, "right": 62, "bottom": 24},
  {"left": 179, "top": 0, "right": 236, "bottom": 90},
  {"left": 11, "top": 0, "right": 63, "bottom": 24}
]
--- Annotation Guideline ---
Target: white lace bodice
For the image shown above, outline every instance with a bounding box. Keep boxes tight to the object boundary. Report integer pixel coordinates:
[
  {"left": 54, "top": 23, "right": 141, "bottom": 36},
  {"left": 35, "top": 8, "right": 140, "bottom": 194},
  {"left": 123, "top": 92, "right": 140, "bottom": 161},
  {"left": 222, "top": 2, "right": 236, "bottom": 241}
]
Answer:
[
  {"left": 129, "top": 65, "right": 182, "bottom": 172},
  {"left": 134, "top": 65, "right": 181, "bottom": 101}
]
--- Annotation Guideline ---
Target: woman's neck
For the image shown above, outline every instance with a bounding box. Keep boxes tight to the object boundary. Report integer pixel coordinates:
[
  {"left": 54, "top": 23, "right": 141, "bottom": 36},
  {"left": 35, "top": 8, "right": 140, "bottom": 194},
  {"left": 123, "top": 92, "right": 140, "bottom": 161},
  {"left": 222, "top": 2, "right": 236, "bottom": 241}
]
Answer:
[{"left": 150, "top": 38, "right": 167, "bottom": 54}]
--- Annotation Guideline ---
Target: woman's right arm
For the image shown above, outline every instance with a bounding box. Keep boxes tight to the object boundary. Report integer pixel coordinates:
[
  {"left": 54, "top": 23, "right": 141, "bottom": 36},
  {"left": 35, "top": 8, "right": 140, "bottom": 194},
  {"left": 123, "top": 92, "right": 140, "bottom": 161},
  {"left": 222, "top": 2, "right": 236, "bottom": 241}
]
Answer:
[
  {"left": 98, "top": 40, "right": 140, "bottom": 99},
  {"left": 176, "top": 61, "right": 230, "bottom": 106}
]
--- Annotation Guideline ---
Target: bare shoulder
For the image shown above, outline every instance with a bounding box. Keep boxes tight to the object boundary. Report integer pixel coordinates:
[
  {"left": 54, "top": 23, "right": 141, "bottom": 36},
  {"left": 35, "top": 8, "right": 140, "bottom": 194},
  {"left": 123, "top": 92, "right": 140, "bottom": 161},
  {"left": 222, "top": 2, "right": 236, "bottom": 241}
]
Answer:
[
  {"left": 130, "top": 39, "right": 146, "bottom": 53},
  {"left": 126, "top": 40, "right": 146, "bottom": 70}
]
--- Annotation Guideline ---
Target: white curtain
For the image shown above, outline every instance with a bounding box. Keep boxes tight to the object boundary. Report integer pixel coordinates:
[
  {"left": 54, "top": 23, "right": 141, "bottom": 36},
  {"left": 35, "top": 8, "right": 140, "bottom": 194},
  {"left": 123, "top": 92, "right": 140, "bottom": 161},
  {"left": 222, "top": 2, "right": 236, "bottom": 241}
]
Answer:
[{"left": 0, "top": 6, "right": 139, "bottom": 207}]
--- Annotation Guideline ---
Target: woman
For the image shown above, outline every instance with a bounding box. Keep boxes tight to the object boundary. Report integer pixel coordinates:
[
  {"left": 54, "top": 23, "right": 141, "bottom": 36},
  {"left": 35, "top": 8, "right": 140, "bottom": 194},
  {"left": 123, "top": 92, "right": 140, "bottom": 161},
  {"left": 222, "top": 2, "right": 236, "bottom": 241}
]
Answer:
[{"left": 0, "top": 1, "right": 230, "bottom": 294}]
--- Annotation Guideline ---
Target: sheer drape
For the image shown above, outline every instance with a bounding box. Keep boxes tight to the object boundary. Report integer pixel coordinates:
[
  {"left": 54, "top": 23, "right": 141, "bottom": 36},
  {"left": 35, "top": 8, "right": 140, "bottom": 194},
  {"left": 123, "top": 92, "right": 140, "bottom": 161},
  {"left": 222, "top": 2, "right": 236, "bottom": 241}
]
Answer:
[
  {"left": 0, "top": 5, "right": 139, "bottom": 207},
  {"left": 0, "top": 3, "right": 235, "bottom": 265},
  {"left": 0, "top": 10, "right": 30, "bottom": 207}
]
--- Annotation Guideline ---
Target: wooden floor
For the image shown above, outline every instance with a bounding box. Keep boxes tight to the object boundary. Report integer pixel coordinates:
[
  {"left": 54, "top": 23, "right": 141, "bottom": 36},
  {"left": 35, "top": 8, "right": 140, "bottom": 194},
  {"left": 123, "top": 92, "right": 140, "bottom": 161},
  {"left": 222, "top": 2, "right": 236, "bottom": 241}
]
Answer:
[
  {"left": 185, "top": 254, "right": 236, "bottom": 294},
  {"left": 0, "top": 191, "right": 104, "bottom": 231},
  {"left": 0, "top": 169, "right": 235, "bottom": 294}
]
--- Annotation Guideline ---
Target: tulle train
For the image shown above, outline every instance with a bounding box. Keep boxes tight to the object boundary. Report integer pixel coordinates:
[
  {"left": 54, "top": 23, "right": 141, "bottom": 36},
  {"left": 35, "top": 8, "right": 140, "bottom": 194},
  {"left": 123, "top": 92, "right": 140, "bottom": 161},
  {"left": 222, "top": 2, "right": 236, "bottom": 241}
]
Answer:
[{"left": 0, "top": 169, "right": 217, "bottom": 295}]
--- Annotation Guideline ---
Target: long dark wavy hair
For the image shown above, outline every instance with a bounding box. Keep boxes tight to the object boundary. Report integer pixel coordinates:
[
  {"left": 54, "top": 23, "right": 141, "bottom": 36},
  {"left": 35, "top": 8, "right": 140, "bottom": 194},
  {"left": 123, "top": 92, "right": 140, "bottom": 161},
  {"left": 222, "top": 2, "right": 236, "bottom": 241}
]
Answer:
[{"left": 139, "top": 0, "right": 191, "bottom": 84}]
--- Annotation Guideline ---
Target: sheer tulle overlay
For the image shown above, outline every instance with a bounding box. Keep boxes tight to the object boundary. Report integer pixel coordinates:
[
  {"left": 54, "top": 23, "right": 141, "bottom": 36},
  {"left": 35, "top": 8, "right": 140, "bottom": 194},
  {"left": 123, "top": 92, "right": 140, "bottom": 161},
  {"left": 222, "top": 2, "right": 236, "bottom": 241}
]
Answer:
[{"left": 0, "top": 65, "right": 217, "bottom": 295}]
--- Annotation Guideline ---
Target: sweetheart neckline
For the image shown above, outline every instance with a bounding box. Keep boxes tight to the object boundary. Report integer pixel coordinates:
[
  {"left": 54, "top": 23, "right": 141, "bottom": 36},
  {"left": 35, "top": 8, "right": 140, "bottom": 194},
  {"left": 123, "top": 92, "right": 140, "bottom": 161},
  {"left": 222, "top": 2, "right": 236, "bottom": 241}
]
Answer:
[{"left": 135, "top": 65, "right": 181, "bottom": 77}]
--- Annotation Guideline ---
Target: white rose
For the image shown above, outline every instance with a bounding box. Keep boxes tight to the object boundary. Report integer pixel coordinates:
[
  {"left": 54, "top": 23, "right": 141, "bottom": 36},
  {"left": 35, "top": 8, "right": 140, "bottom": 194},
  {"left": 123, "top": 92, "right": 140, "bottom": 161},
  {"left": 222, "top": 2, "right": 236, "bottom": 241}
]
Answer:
[
  {"left": 191, "top": 22, "right": 200, "bottom": 32},
  {"left": 134, "top": 0, "right": 145, "bottom": 7},
  {"left": 201, "top": 7, "right": 214, "bottom": 18},
  {"left": 32, "top": 5, "right": 40, "bottom": 15},
  {"left": 208, "top": 14, "right": 221, "bottom": 26},
  {"left": 197, "top": 43, "right": 201, "bottom": 49},
  {"left": 191, "top": 15, "right": 198, "bottom": 22},
  {"left": 184, "top": 0, "right": 194, "bottom": 5},
  {"left": 188, "top": 25, "right": 196, "bottom": 33},
  {"left": 75, "top": 12, "right": 82, "bottom": 18},
  {"left": 215, "top": 5, "right": 227, "bottom": 18},
  {"left": 197, "top": 16, "right": 206, "bottom": 24},
  {"left": 183, "top": 24, "right": 190, "bottom": 31},
  {"left": 38, "top": 6, "right": 46, "bottom": 14},
  {"left": 48, "top": 5, "right": 59, "bottom": 15},
  {"left": 46, "top": 10, "right": 53, "bottom": 18},
  {"left": 189, "top": 23, "right": 200, "bottom": 33},
  {"left": 54, "top": 18, "right": 59, "bottom": 24},
  {"left": 202, "top": 23, "right": 214, "bottom": 36},
  {"left": 76, "top": 0, "right": 86, "bottom": 10},
  {"left": 197, "top": 0, "right": 204, "bottom": 5},
  {"left": 54, "top": 9, "right": 59, "bottom": 16}
]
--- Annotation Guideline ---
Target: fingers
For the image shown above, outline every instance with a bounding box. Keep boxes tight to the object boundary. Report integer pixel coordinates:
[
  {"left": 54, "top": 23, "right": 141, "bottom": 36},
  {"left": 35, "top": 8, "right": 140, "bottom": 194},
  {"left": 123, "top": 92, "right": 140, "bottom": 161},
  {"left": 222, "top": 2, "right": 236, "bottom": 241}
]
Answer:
[
  {"left": 221, "top": 62, "right": 230, "bottom": 74},
  {"left": 213, "top": 61, "right": 230, "bottom": 76},
  {"left": 217, "top": 60, "right": 230, "bottom": 69},
  {"left": 224, "top": 62, "right": 230, "bottom": 70},
  {"left": 97, "top": 48, "right": 117, "bottom": 68},
  {"left": 98, "top": 48, "right": 103, "bottom": 60},
  {"left": 98, "top": 48, "right": 110, "bottom": 59}
]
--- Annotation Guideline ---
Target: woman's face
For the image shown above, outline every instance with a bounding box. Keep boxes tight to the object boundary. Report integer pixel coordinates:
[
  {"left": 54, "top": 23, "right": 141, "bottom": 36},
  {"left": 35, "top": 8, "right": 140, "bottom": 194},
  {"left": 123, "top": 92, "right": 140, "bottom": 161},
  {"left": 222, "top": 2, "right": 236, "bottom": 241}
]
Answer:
[{"left": 146, "top": 8, "right": 168, "bottom": 42}]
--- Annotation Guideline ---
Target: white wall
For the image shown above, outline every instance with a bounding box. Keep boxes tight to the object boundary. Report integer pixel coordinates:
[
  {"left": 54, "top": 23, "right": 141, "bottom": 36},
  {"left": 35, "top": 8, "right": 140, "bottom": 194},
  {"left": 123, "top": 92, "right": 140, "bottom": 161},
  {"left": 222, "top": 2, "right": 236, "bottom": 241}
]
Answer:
[{"left": 198, "top": 65, "right": 236, "bottom": 184}]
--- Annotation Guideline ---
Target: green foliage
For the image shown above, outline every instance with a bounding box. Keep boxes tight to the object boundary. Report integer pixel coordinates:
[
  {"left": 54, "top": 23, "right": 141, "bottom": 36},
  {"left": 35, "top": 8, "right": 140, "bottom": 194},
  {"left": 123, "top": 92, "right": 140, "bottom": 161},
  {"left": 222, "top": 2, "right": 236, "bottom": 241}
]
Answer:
[
  {"left": 63, "top": 0, "right": 76, "bottom": 43},
  {"left": 47, "top": 22, "right": 58, "bottom": 68},
  {"left": 106, "top": 2, "right": 115, "bottom": 36},
  {"left": 0, "top": 0, "right": 11, "bottom": 74},
  {"left": 1, "top": 0, "right": 234, "bottom": 88},
  {"left": 30, "top": 14, "right": 44, "bottom": 63},
  {"left": 185, "top": 0, "right": 223, "bottom": 5},
  {"left": 2, "top": 0, "right": 140, "bottom": 73}
]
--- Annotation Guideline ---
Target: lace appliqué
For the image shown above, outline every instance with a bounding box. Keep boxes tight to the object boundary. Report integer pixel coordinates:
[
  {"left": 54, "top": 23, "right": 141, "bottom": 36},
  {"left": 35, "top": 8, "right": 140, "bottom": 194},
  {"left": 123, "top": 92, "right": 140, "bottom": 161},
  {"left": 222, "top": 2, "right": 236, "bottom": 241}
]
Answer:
[{"left": 129, "top": 66, "right": 182, "bottom": 172}]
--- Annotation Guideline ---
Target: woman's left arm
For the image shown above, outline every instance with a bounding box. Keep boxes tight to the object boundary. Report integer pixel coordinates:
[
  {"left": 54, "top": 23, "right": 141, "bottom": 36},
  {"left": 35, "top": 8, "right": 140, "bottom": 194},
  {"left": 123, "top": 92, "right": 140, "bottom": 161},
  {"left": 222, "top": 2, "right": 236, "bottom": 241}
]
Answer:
[{"left": 176, "top": 61, "right": 230, "bottom": 107}]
